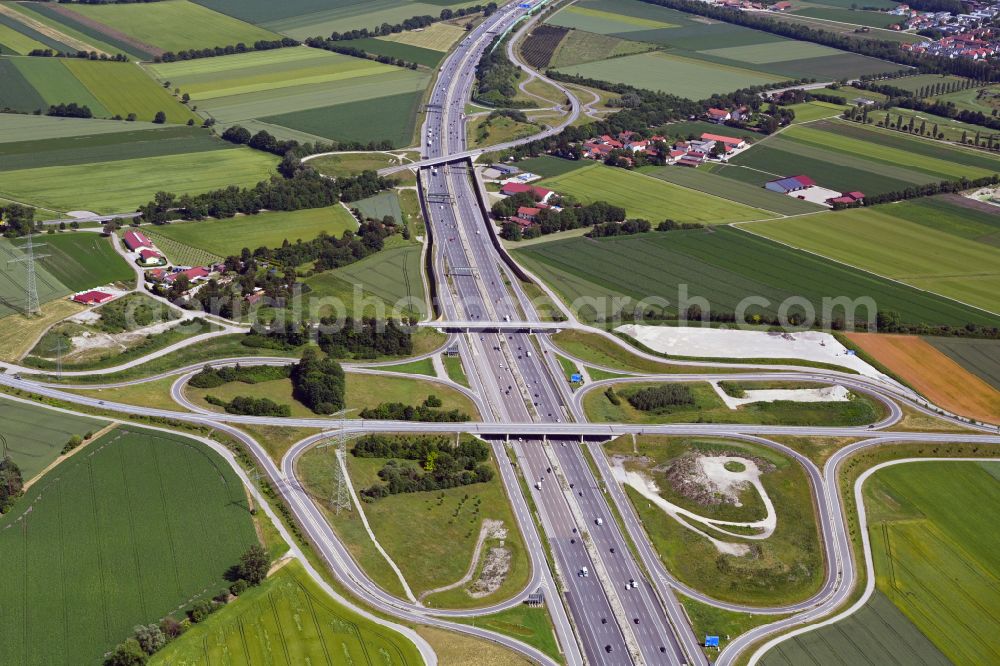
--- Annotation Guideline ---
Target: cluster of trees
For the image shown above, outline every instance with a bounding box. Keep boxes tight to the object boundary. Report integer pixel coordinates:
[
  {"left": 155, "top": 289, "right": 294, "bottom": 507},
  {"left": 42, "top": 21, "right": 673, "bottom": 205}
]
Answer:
[
  {"left": 474, "top": 35, "right": 530, "bottom": 107},
  {"left": 358, "top": 397, "right": 470, "bottom": 422},
  {"left": 0, "top": 457, "right": 24, "bottom": 514},
  {"left": 189, "top": 364, "right": 290, "bottom": 388},
  {"left": 587, "top": 218, "right": 652, "bottom": 237},
  {"left": 0, "top": 203, "right": 35, "bottom": 237},
  {"left": 496, "top": 195, "right": 627, "bottom": 240},
  {"left": 326, "top": 3, "right": 495, "bottom": 41},
  {"left": 28, "top": 49, "right": 128, "bottom": 61},
  {"left": 290, "top": 348, "right": 345, "bottom": 414},
  {"left": 865, "top": 310, "right": 1000, "bottom": 339},
  {"left": 105, "top": 546, "right": 270, "bottom": 666},
  {"left": 137, "top": 168, "right": 392, "bottom": 223},
  {"left": 61, "top": 431, "right": 94, "bottom": 454},
  {"left": 249, "top": 317, "right": 413, "bottom": 358},
  {"left": 47, "top": 102, "right": 92, "bottom": 118},
  {"left": 258, "top": 219, "right": 397, "bottom": 270},
  {"left": 626, "top": 384, "right": 695, "bottom": 411},
  {"left": 204, "top": 394, "right": 292, "bottom": 417},
  {"left": 154, "top": 38, "right": 298, "bottom": 63},
  {"left": 632, "top": 0, "right": 1000, "bottom": 81},
  {"left": 303, "top": 38, "right": 419, "bottom": 70},
  {"left": 221, "top": 126, "right": 301, "bottom": 158},
  {"left": 353, "top": 435, "right": 492, "bottom": 501}
]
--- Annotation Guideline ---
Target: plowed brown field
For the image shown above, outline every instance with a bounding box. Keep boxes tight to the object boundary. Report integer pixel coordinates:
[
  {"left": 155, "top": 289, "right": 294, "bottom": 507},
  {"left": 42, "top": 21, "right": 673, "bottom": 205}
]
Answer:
[{"left": 847, "top": 333, "right": 1000, "bottom": 424}]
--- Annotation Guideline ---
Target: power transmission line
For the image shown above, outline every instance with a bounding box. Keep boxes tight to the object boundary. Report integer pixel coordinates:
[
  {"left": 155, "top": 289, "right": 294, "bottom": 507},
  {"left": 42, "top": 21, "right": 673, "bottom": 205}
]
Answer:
[{"left": 8, "top": 232, "right": 49, "bottom": 316}]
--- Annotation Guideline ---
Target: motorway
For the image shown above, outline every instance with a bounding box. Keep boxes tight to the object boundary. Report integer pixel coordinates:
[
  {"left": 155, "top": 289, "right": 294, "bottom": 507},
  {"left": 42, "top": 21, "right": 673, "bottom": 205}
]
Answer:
[{"left": 5, "top": 1, "right": 1000, "bottom": 665}]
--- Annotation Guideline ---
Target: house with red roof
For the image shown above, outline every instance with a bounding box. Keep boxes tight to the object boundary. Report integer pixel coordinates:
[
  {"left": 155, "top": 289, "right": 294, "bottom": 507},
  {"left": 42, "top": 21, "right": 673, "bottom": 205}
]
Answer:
[
  {"left": 826, "top": 191, "right": 865, "bottom": 206},
  {"left": 73, "top": 290, "right": 114, "bottom": 305},
  {"left": 500, "top": 182, "right": 553, "bottom": 202},
  {"left": 700, "top": 132, "right": 747, "bottom": 151},
  {"left": 706, "top": 108, "right": 731, "bottom": 123},
  {"left": 123, "top": 229, "right": 152, "bottom": 252},
  {"left": 137, "top": 248, "right": 166, "bottom": 267},
  {"left": 165, "top": 266, "right": 211, "bottom": 284},
  {"left": 517, "top": 206, "right": 542, "bottom": 221}
]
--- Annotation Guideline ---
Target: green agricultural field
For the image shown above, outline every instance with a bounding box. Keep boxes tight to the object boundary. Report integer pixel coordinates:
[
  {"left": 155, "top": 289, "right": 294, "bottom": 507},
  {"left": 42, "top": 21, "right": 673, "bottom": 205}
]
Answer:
[
  {"left": 141, "top": 230, "right": 224, "bottom": 267},
  {"left": 258, "top": 0, "right": 486, "bottom": 41},
  {"left": 548, "top": 2, "right": 680, "bottom": 34},
  {"left": 604, "top": 435, "right": 823, "bottom": 605},
  {"left": 10, "top": 56, "right": 109, "bottom": 116},
  {"left": 724, "top": 119, "right": 1000, "bottom": 195},
  {"left": 514, "top": 155, "right": 589, "bottom": 178},
  {"left": 63, "top": 59, "right": 198, "bottom": 124},
  {"left": 556, "top": 51, "right": 785, "bottom": 100},
  {"left": 790, "top": 7, "right": 899, "bottom": 28},
  {"left": 150, "top": 560, "right": 421, "bottom": 666},
  {"left": 350, "top": 36, "right": 445, "bottom": 68},
  {"left": 700, "top": 39, "right": 842, "bottom": 64},
  {"left": 930, "top": 83, "right": 1000, "bottom": 114},
  {"left": 0, "top": 237, "right": 73, "bottom": 318},
  {"left": 0, "top": 397, "right": 107, "bottom": 481},
  {"left": 37, "top": 233, "right": 133, "bottom": 292},
  {"left": 785, "top": 100, "right": 849, "bottom": 123},
  {"left": 454, "top": 606, "right": 561, "bottom": 662},
  {"left": 0, "top": 125, "right": 231, "bottom": 172},
  {"left": 0, "top": 147, "right": 276, "bottom": 214},
  {"left": 0, "top": 426, "right": 258, "bottom": 666},
  {"left": 744, "top": 198, "right": 1000, "bottom": 313},
  {"left": 884, "top": 106, "right": 999, "bottom": 143},
  {"left": 584, "top": 380, "right": 884, "bottom": 426},
  {"left": 7, "top": 2, "right": 133, "bottom": 57},
  {"left": 304, "top": 241, "right": 427, "bottom": 318},
  {"left": 148, "top": 206, "right": 357, "bottom": 258},
  {"left": 0, "top": 112, "right": 164, "bottom": 143},
  {"left": 0, "top": 59, "right": 46, "bottom": 114},
  {"left": 263, "top": 89, "right": 426, "bottom": 147},
  {"left": 147, "top": 47, "right": 395, "bottom": 102},
  {"left": 762, "top": 591, "right": 950, "bottom": 666},
  {"left": 642, "top": 166, "right": 822, "bottom": 215},
  {"left": 0, "top": 21, "right": 45, "bottom": 54},
  {"left": 149, "top": 48, "right": 431, "bottom": 146},
  {"left": 512, "top": 226, "right": 1000, "bottom": 327},
  {"left": 352, "top": 191, "right": 405, "bottom": 223},
  {"left": 887, "top": 73, "right": 970, "bottom": 93},
  {"left": 779, "top": 461, "right": 1000, "bottom": 665},
  {"left": 299, "top": 438, "right": 530, "bottom": 608},
  {"left": 309, "top": 151, "right": 417, "bottom": 178},
  {"left": 64, "top": 0, "right": 280, "bottom": 53},
  {"left": 539, "top": 163, "right": 775, "bottom": 223},
  {"left": 548, "top": 27, "right": 656, "bottom": 68},
  {"left": 925, "top": 337, "right": 1000, "bottom": 391}
]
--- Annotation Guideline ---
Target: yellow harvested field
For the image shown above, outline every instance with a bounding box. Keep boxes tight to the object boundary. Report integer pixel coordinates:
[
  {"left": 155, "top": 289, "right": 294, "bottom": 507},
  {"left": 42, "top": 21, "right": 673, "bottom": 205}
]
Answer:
[
  {"left": 847, "top": 333, "right": 1000, "bottom": 425},
  {"left": 0, "top": 299, "right": 85, "bottom": 363},
  {"left": 378, "top": 22, "right": 466, "bottom": 51}
]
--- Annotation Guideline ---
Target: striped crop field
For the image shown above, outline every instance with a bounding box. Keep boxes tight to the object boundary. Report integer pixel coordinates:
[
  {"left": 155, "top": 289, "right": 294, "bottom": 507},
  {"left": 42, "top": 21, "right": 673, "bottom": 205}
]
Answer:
[
  {"left": 539, "top": 163, "right": 776, "bottom": 223},
  {"left": 53, "top": 0, "right": 280, "bottom": 55},
  {"left": 512, "top": 227, "right": 1000, "bottom": 328},
  {"left": 723, "top": 119, "right": 1000, "bottom": 195},
  {"left": 148, "top": 47, "right": 430, "bottom": 145},
  {"left": 0, "top": 427, "right": 258, "bottom": 666},
  {"left": 744, "top": 197, "right": 1000, "bottom": 313},
  {"left": 148, "top": 560, "right": 422, "bottom": 666}
]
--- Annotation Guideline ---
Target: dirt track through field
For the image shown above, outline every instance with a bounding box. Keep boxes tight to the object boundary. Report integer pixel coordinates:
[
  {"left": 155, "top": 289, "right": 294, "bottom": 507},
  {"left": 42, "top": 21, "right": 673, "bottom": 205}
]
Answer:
[
  {"left": 847, "top": 332, "right": 1000, "bottom": 424},
  {"left": 0, "top": 3, "right": 105, "bottom": 56}
]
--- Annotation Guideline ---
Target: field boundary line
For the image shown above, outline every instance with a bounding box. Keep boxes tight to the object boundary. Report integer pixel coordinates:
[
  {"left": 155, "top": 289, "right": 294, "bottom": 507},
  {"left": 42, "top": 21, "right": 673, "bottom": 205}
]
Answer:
[
  {"left": 729, "top": 222, "right": 1000, "bottom": 319},
  {"left": 819, "top": 117, "right": 1000, "bottom": 160},
  {"left": 21, "top": 421, "right": 117, "bottom": 491}
]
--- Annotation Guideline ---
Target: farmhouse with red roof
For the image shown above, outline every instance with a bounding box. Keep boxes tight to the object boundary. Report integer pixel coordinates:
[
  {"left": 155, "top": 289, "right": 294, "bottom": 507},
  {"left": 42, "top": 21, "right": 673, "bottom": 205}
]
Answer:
[
  {"left": 73, "top": 290, "right": 114, "bottom": 305},
  {"left": 122, "top": 229, "right": 153, "bottom": 252},
  {"left": 500, "top": 182, "right": 553, "bottom": 202}
]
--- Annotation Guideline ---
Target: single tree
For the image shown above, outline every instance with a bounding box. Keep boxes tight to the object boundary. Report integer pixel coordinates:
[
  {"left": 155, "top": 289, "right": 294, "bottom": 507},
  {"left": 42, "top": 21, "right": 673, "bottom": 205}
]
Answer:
[{"left": 238, "top": 544, "right": 270, "bottom": 585}]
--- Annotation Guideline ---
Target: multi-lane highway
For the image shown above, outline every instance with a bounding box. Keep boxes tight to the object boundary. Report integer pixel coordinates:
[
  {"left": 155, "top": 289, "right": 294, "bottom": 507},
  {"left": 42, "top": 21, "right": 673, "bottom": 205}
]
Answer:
[{"left": 5, "top": 1, "right": 1000, "bottom": 665}]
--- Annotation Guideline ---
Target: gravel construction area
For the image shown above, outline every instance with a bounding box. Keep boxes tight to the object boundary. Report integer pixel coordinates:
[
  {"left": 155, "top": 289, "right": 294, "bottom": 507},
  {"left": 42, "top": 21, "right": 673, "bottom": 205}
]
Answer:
[
  {"left": 712, "top": 382, "right": 852, "bottom": 409},
  {"left": 616, "top": 324, "right": 886, "bottom": 379}
]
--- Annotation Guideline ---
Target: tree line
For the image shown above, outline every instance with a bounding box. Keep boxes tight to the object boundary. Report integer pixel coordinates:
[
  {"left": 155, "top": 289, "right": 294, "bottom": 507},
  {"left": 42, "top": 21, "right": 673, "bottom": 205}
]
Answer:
[
  {"left": 189, "top": 364, "right": 290, "bottom": 389},
  {"left": 249, "top": 317, "right": 413, "bottom": 359},
  {"left": 303, "top": 38, "right": 420, "bottom": 71},
  {"left": 352, "top": 435, "right": 493, "bottom": 501},
  {"left": 28, "top": 49, "right": 128, "bottom": 61},
  {"left": 154, "top": 38, "right": 298, "bottom": 63},
  {"left": 205, "top": 394, "right": 291, "bottom": 417},
  {"left": 359, "top": 397, "right": 471, "bottom": 422}
]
